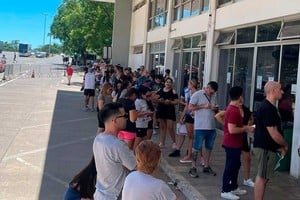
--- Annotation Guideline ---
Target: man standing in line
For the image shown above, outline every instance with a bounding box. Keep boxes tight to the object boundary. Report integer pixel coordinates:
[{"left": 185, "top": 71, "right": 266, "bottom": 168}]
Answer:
[
  {"left": 93, "top": 103, "right": 136, "bottom": 200},
  {"left": 188, "top": 81, "right": 219, "bottom": 177},
  {"left": 220, "top": 86, "right": 254, "bottom": 200},
  {"left": 253, "top": 81, "right": 288, "bottom": 200},
  {"left": 83, "top": 67, "right": 96, "bottom": 111}
]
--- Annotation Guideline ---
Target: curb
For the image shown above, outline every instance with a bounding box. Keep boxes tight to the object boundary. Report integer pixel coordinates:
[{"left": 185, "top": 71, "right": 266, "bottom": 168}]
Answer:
[{"left": 160, "top": 155, "right": 208, "bottom": 200}]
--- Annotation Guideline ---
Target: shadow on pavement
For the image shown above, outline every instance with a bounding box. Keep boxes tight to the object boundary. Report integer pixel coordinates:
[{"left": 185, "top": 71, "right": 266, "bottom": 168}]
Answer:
[{"left": 38, "top": 89, "right": 97, "bottom": 199}]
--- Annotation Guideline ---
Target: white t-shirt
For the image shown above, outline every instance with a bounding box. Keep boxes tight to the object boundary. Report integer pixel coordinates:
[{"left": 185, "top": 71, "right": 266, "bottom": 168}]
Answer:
[
  {"left": 84, "top": 72, "right": 96, "bottom": 89},
  {"left": 93, "top": 133, "right": 136, "bottom": 200},
  {"left": 122, "top": 171, "right": 176, "bottom": 200},
  {"left": 135, "top": 98, "right": 151, "bottom": 128},
  {"left": 189, "top": 90, "right": 217, "bottom": 130}
]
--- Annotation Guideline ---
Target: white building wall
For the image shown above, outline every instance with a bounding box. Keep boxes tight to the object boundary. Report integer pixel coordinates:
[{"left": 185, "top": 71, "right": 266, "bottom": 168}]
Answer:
[
  {"left": 147, "top": 27, "right": 169, "bottom": 43},
  {"left": 126, "top": 0, "right": 300, "bottom": 177},
  {"left": 130, "top": 5, "right": 147, "bottom": 45},
  {"left": 215, "top": 0, "right": 300, "bottom": 30},
  {"left": 170, "top": 14, "right": 209, "bottom": 38},
  {"left": 129, "top": 2, "right": 148, "bottom": 68}
]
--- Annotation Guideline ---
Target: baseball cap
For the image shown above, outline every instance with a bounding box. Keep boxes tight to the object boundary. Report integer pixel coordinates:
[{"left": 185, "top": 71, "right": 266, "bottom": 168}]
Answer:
[{"left": 138, "top": 76, "right": 151, "bottom": 85}]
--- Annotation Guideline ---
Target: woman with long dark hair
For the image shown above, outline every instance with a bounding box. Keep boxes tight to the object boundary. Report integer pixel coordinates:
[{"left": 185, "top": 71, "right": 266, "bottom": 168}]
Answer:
[{"left": 64, "top": 156, "right": 97, "bottom": 200}]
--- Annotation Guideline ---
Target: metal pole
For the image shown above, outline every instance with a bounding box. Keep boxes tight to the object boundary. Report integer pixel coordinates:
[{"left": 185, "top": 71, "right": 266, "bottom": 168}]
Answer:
[
  {"left": 43, "top": 13, "right": 48, "bottom": 45},
  {"left": 48, "top": 33, "right": 51, "bottom": 56}
]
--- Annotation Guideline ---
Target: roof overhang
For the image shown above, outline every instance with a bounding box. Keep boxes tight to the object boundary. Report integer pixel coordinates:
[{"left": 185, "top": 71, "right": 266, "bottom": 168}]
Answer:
[{"left": 90, "top": 0, "right": 115, "bottom": 3}]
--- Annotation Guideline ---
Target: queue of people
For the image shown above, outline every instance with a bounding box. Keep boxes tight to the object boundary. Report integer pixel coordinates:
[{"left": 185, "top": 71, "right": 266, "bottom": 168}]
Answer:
[{"left": 64, "top": 61, "right": 289, "bottom": 200}]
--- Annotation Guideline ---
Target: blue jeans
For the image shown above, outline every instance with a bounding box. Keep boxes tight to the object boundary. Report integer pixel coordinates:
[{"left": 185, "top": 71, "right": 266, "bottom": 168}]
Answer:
[
  {"left": 64, "top": 186, "right": 81, "bottom": 200},
  {"left": 193, "top": 129, "right": 217, "bottom": 151},
  {"left": 222, "top": 146, "right": 241, "bottom": 192}
]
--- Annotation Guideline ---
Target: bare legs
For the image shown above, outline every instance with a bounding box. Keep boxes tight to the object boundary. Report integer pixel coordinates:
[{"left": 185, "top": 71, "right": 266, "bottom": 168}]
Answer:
[
  {"left": 254, "top": 176, "right": 268, "bottom": 200},
  {"left": 185, "top": 123, "right": 194, "bottom": 159},
  {"left": 159, "top": 119, "right": 176, "bottom": 147},
  {"left": 242, "top": 151, "right": 251, "bottom": 180}
]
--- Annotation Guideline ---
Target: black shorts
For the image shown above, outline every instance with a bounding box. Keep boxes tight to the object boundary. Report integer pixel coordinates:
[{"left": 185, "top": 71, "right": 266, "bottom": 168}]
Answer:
[
  {"left": 98, "top": 112, "right": 105, "bottom": 129},
  {"left": 184, "top": 114, "right": 194, "bottom": 124},
  {"left": 148, "top": 120, "right": 153, "bottom": 129},
  {"left": 136, "top": 128, "right": 147, "bottom": 138},
  {"left": 84, "top": 89, "right": 95, "bottom": 97},
  {"left": 241, "top": 133, "right": 250, "bottom": 152}
]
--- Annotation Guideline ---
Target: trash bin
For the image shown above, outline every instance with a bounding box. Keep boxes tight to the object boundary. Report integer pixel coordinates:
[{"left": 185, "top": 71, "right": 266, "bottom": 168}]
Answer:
[{"left": 276, "top": 128, "right": 293, "bottom": 171}]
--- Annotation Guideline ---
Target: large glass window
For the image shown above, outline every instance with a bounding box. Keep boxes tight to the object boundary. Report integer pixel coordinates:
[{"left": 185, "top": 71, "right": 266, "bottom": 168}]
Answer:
[
  {"left": 279, "top": 44, "right": 299, "bottom": 123},
  {"left": 218, "top": 0, "right": 232, "bottom": 6},
  {"left": 234, "top": 48, "right": 254, "bottom": 107},
  {"left": 254, "top": 46, "right": 280, "bottom": 111},
  {"left": 149, "top": 42, "right": 165, "bottom": 72},
  {"left": 216, "top": 31, "right": 235, "bottom": 45},
  {"left": 202, "top": 0, "right": 209, "bottom": 12},
  {"left": 173, "top": 0, "right": 208, "bottom": 21},
  {"left": 236, "top": 27, "right": 255, "bottom": 44},
  {"left": 257, "top": 22, "right": 281, "bottom": 42},
  {"left": 217, "top": 49, "right": 235, "bottom": 110},
  {"left": 149, "top": 0, "right": 168, "bottom": 30},
  {"left": 278, "top": 20, "right": 300, "bottom": 39}
]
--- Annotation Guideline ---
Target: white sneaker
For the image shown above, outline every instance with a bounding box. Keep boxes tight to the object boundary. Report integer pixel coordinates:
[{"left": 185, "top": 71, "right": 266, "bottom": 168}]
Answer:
[
  {"left": 231, "top": 188, "right": 247, "bottom": 195},
  {"left": 243, "top": 178, "right": 254, "bottom": 187},
  {"left": 221, "top": 192, "right": 240, "bottom": 200}
]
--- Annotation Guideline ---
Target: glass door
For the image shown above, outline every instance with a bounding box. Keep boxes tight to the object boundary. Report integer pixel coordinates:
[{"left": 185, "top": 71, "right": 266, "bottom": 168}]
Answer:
[
  {"left": 254, "top": 45, "right": 280, "bottom": 111},
  {"left": 233, "top": 48, "right": 254, "bottom": 108},
  {"left": 279, "top": 44, "right": 299, "bottom": 125}
]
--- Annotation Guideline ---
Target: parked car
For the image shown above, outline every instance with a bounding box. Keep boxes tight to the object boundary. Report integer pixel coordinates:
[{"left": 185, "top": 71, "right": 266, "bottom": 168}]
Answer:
[{"left": 35, "top": 52, "right": 48, "bottom": 58}]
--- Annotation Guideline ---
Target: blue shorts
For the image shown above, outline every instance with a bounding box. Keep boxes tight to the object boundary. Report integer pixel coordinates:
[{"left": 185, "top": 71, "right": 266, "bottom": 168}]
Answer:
[{"left": 193, "top": 129, "right": 217, "bottom": 151}]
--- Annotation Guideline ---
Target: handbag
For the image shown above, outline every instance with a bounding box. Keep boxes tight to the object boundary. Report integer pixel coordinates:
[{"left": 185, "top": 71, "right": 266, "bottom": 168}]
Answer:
[{"left": 176, "top": 123, "right": 187, "bottom": 136}]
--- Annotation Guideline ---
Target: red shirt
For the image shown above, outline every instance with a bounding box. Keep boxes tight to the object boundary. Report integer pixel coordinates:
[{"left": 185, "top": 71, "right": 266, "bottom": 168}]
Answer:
[
  {"left": 222, "top": 104, "right": 244, "bottom": 148},
  {"left": 66, "top": 66, "right": 74, "bottom": 76}
]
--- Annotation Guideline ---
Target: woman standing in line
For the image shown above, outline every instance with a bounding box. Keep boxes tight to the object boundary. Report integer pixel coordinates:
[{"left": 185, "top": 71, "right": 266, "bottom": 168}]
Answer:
[
  {"left": 118, "top": 88, "right": 138, "bottom": 150},
  {"left": 97, "top": 83, "right": 113, "bottom": 133},
  {"left": 169, "top": 79, "right": 198, "bottom": 163},
  {"left": 122, "top": 140, "right": 178, "bottom": 200},
  {"left": 156, "top": 77, "right": 178, "bottom": 149},
  {"left": 134, "top": 87, "right": 154, "bottom": 150},
  {"left": 64, "top": 156, "right": 96, "bottom": 200}
]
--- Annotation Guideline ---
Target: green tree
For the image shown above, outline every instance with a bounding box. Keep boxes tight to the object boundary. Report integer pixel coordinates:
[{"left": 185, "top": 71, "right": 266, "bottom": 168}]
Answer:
[{"left": 51, "top": 0, "right": 114, "bottom": 64}]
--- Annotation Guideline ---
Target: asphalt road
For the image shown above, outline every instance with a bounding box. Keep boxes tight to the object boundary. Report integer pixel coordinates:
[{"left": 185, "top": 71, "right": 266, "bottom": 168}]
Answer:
[{"left": 0, "top": 53, "right": 186, "bottom": 200}]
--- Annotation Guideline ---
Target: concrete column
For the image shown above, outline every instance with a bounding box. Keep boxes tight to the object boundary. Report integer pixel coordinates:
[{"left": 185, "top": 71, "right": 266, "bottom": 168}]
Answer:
[
  {"left": 164, "top": 0, "right": 174, "bottom": 73},
  {"left": 203, "top": 0, "right": 217, "bottom": 85},
  {"left": 111, "top": 0, "right": 132, "bottom": 67},
  {"left": 290, "top": 46, "right": 300, "bottom": 178}
]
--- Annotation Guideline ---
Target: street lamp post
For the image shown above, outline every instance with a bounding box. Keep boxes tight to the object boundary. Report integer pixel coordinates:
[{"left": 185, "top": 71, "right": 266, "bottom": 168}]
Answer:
[
  {"left": 43, "top": 13, "right": 48, "bottom": 46},
  {"left": 48, "top": 33, "right": 52, "bottom": 56}
]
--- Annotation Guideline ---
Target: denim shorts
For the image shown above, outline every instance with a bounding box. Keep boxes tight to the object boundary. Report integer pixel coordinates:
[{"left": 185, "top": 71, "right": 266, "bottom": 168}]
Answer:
[{"left": 193, "top": 129, "right": 217, "bottom": 151}]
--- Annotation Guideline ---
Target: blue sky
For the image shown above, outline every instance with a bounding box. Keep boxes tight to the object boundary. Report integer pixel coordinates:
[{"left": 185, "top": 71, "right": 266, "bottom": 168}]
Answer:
[{"left": 0, "top": 0, "right": 62, "bottom": 48}]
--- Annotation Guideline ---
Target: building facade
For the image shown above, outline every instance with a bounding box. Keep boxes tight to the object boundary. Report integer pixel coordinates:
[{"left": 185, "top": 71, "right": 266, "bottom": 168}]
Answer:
[{"left": 97, "top": 0, "right": 300, "bottom": 178}]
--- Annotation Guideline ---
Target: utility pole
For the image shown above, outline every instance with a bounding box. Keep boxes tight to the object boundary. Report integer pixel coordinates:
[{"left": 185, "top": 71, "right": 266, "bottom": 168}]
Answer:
[
  {"left": 43, "top": 13, "right": 48, "bottom": 46},
  {"left": 48, "top": 33, "right": 52, "bottom": 56}
]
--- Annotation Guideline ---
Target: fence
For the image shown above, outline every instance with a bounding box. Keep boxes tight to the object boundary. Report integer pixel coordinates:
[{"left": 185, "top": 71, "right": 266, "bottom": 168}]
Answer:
[{"left": 0, "top": 63, "right": 64, "bottom": 81}]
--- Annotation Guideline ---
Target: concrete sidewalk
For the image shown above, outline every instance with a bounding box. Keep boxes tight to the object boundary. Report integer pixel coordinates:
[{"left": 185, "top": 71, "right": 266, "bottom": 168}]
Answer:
[
  {"left": 152, "top": 129, "right": 300, "bottom": 200},
  {"left": 1, "top": 67, "right": 299, "bottom": 200},
  {"left": 71, "top": 70, "right": 300, "bottom": 200}
]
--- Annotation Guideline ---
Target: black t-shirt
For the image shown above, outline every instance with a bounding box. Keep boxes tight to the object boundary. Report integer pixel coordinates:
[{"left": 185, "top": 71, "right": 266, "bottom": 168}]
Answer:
[
  {"left": 118, "top": 98, "right": 136, "bottom": 133},
  {"left": 254, "top": 99, "right": 283, "bottom": 152},
  {"left": 242, "top": 105, "right": 251, "bottom": 125}
]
